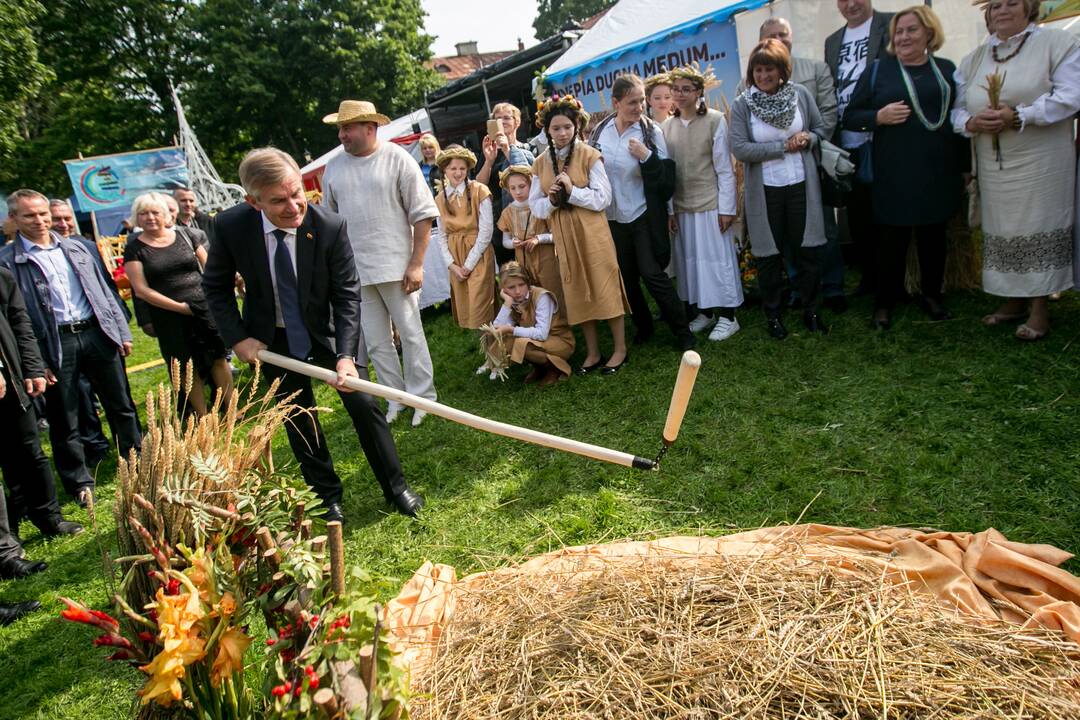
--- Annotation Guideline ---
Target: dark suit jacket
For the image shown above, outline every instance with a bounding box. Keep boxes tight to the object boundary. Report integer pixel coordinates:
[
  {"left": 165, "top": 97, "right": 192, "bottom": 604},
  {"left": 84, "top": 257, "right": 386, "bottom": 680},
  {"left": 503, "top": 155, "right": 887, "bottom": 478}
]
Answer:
[
  {"left": 0, "top": 266, "right": 47, "bottom": 409},
  {"left": 825, "top": 10, "right": 894, "bottom": 84},
  {"left": 202, "top": 203, "right": 361, "bottom": 359}
]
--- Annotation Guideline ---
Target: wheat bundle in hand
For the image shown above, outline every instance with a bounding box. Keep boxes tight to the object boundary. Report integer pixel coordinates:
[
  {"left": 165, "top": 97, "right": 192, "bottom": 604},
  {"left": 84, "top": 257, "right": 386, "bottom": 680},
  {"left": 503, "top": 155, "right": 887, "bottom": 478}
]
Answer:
[{"left": 478, "top": 323, "right": 510, "bottom": 381}]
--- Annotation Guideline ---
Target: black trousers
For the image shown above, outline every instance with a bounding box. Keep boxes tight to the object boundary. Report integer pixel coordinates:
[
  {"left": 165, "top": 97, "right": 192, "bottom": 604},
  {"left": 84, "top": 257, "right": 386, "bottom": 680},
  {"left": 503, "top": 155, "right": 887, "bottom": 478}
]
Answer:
[
  {"left": 78, "top": 373, "right": 111, "bottom": 460},
  {"left": 1, "top": 386, "right": 63, "bottom": 537},
  {"left": 262, "top": 329, "right": 406, "bottom": 506},
  {"left": 759, "top": 182, "right": 821, "bottom": 319},
  {"left": 45, "top": 322, "right": 142, "bottom": 496},
  {"left": 876, "top": 223, "right": 947, "bottom": 311},
  {"left": 0, "top": 475, "right": 23, "bottom": 563},
  {"left": 846, "top": 180, "right": 878, "bottom": 290},
  {"left": 610, "top": 215, "right": 691, "bottom": 342}
]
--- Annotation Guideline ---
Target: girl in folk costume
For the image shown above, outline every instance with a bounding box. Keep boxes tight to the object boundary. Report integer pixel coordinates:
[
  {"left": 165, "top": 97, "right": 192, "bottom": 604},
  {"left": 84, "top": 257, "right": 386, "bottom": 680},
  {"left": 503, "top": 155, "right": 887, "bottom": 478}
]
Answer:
[
  {"left": 645, "top": 73, "right": 676, "bottom": 123},
  {"left": 663, "top": 64, "right": 745, "bottom": 342},
  {"left": 529, "top": 94, "right": 631, "bottom": 376},
  {"left": 496, "top": 164, "right": 564, "bottom": 317},
  {"left": 491, "top": 261, "right": 575, "bottom": 387},
  {"left": 433, "top": 145, "right": 496, "bottom": 334}
]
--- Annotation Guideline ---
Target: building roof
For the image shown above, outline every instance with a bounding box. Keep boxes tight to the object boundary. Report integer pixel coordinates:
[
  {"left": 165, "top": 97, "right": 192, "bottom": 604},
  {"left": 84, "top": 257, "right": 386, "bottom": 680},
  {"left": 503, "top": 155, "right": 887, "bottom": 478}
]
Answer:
[{"left": 427, "top": 51, "right": 518, "bottom": 81}]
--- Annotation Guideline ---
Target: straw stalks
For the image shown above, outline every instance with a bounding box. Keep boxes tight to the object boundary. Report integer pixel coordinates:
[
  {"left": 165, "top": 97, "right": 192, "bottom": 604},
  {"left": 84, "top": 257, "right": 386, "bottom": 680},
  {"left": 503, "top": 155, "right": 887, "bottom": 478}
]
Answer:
[
  {"left": 412, "top": 553, "right": 1080, "bottom": 719},
  {"left": 478, "top": 324, "right": 510, "bottom": 381}
]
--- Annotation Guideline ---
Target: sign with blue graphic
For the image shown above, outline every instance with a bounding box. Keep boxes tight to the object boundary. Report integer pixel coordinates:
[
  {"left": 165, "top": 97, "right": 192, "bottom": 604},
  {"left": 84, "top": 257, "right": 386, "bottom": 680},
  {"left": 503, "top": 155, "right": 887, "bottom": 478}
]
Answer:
[
  {"left": 548, "top": 19, "right": 743, "bottom": 114},
  {"left": 64, "top": 147, "right": 189, "bottom": 213}
]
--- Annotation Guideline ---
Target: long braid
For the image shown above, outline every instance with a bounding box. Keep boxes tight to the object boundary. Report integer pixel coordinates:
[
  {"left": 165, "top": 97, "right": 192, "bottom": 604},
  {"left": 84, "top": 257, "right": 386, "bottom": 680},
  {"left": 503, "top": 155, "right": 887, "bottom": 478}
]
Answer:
[{"left": 465, "top": 180, "right": 473, "bottom": 216}]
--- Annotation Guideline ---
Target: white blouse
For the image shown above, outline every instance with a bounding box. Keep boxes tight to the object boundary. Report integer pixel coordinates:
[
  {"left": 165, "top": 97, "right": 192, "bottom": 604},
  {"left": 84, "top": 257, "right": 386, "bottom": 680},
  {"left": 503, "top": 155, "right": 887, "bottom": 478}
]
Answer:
[
  {"left": 951, "top": 24, "right": 1080, "bottom": 136},
  {"left": 501, "top": 200, "right": 553, "bottom": 249},
  {"left": 493, "top": 292, "right": 556, "bottom": 341},
  {"left": 528, "top": 144, "right": 613, "bottom": 218},
  {"left": 593, "top": 119, "right": 669, "bottom": 224},
  {"left": 749, "top": 92, "right": 806, "bottom": 188},
  {"left": 432, "top": 182, "right": 493, "bottom": 271}
]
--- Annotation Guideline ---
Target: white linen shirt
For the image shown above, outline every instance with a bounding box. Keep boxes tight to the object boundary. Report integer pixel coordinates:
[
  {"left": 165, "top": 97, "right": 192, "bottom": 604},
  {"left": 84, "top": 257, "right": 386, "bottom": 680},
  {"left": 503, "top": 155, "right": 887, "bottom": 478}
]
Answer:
[
  {"left": 501, "top": 200, "right": 553, "bottom": 249},
  {"left": 262, "top": 212, "right": 297, "bottom": 327},
  {"left": 749, "top": 93, "right": 806, "bottom": 188},
  {"left": 950, "top": 24, "right": 1080, "bottom": 136},
  {"left": 593, "top": 119, "right": 668, "bottom": 224},
  {"left": 493, "top": 291, "right": 556, "bottom": 341}
]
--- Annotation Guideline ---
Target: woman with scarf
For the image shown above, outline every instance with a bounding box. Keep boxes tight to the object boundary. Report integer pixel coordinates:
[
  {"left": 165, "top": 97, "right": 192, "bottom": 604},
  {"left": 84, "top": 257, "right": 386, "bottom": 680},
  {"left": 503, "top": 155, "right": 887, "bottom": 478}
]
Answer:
[{"left": 730, "top": 39, "right": 830, "bottom": 339}]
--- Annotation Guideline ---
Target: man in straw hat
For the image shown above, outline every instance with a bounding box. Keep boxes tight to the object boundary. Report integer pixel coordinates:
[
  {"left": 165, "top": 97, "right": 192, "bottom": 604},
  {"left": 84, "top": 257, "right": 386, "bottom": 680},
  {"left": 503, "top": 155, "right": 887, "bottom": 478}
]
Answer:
[
  {"left": 203, "top": 147, "right": 425, "bottom": 521},
  {"left": 321, "top": 100, "right": 439, "bottom": 428}
]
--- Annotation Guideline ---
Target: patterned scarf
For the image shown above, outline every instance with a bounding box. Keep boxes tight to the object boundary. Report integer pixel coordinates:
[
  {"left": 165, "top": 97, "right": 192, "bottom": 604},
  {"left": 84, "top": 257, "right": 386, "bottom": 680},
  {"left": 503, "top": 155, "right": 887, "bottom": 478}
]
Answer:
[{"left": 744, "top": 82, "right": 797, "bottom": 129}]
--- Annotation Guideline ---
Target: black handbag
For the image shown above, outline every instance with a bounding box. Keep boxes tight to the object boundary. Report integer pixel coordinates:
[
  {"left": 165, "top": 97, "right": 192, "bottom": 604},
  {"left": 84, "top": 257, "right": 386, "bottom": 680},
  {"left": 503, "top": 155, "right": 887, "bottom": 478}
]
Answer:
[{"left": 852, "top": 59, "right": 880, "bottom": 186}]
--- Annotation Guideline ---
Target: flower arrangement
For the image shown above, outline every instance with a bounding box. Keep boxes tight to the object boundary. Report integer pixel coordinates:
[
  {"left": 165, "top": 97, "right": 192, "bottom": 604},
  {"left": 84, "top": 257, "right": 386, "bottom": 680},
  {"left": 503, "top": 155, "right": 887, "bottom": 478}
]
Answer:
[{"left": 60, "top": 362, "right": 409, "bottom": 719}]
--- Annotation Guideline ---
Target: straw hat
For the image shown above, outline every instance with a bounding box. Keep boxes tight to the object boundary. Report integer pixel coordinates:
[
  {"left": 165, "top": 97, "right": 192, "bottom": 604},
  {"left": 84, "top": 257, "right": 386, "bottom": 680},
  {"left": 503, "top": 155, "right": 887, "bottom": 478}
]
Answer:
[
  {"left": 435, "top": 145, "right": 477, "bottom": 170},
  {"left": 498, "top": 164, "right": 533, "bottom": 189},
  {"left": 322, "top": 100, "right": 391, "bottom": 126}
]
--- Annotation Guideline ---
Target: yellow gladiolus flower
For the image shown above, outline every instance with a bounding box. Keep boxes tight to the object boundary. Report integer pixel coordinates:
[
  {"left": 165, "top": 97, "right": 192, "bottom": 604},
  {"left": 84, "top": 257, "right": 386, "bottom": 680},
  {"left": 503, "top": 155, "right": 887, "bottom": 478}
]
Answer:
[
  {"left": 138, "top": 588, "right": 207, "bottom": 706},
  {"left": 211, "top": 626, "right": 252, "bottom": 687}
]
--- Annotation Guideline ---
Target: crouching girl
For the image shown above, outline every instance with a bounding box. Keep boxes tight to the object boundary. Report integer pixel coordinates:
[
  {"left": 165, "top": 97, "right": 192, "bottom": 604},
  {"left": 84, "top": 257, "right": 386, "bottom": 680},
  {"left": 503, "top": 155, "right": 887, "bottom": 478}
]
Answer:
[{"left": 491, "top": 262, "right": 574, "bottom": 387}]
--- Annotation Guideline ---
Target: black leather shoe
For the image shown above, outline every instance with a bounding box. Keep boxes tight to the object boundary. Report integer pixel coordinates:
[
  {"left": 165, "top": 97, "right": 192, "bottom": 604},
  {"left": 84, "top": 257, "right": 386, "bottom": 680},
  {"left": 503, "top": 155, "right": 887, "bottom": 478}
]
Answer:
[
  {"left": 390, "top": 489, "right": 425, "bottom": 518},
  {"left": 824, "top": 295, "right": 849, "bottom": 314},
  {"left": 0, "top": 557, "right": 47, "bottom": 580},
  {"left": 576, "top": 357, "right": 606, "bottom": 375},
  {"left": 601, "top": 355, "right": 628, "bottom": 376},
  {"left": 803, "top": 313, "right": 830, "bottom": 335},
  {"left": 323, "top": 503, "right": 344, "bottom": 524},
  {"left": 40, "top": 518, "right": 85, "bottom": 538},
  {"left": 766, "top": 318, "right": 788, "bottom": 340},
  {"left": 0, "top": 600, "right": 42, "bottom": 626}
]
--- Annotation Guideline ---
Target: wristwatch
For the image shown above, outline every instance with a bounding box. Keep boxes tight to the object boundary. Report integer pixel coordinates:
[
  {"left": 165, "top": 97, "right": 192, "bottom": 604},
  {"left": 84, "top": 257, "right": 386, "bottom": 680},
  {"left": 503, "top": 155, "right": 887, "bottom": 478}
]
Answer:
[{"left": 336, "top": 353, "right": 356, "bottom": 363}]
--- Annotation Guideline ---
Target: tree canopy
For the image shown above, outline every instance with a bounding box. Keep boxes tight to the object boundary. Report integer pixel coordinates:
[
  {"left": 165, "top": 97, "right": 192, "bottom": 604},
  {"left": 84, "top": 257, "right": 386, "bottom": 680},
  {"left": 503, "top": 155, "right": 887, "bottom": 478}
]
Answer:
[
  {"left": 0, "top": 0, "right": 439, "bottom": 198},
  {"left": 533, "top": 0, "right": 616, "bottom": 40}
]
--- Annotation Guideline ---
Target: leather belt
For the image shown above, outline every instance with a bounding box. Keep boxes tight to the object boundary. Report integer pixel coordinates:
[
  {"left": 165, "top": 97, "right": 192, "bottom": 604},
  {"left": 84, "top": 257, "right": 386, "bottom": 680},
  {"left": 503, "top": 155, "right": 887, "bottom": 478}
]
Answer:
[{"left": 58, "top": 318, "right": 94, "bottom": 334}]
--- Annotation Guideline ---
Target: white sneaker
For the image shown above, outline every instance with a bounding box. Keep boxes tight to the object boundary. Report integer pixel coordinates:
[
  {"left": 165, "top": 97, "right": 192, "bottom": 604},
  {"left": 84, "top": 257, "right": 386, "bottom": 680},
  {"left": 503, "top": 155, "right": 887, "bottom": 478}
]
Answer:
[
  {"left": 411, "top": 410, "right": 427, "bottom": 427},
  {"left": 475, "top": 362, "right": 490, "bottom": 375},
  {"left": 386, "top": 402, "right": 403, "bottom": 424},
  {"left": 708, "top": 317, "right": 740, "bottom": 341},
  {"left": 688, "top": 313, "right": 715, "bottom": 333}
]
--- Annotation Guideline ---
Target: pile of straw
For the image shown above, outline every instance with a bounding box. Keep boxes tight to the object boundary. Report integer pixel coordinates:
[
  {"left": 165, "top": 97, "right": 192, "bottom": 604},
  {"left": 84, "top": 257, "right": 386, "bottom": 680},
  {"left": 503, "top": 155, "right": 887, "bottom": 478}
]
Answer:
[{"left": 412, "top": 553, "right": 1080, "bottom": 719}]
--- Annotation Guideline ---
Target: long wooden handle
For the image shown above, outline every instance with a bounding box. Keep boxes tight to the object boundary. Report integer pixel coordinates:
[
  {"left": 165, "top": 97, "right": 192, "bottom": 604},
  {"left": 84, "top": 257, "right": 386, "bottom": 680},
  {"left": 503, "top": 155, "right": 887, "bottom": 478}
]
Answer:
[
  {"left": 663, "top": 351, "right": 701, "bottom": 446},
  {"left": 257, "top": 350, "right": 657, "bottom": 470}
]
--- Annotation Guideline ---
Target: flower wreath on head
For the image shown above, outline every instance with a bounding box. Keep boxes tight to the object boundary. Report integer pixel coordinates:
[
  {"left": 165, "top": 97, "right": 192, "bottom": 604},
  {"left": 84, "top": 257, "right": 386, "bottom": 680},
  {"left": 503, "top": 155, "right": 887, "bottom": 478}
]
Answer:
[
  {"left": 498, "top": 164, "right": 534, "bottom": 189},
  {"left": 644, "top": 72, "right": 673, "bottom": 94},
  {"left": 434, "top": 145, "right": 477, "bottom": 171},
  {"left": 667, "top": 62, "right": 720, "bottom": 93},
  {"left": 535, "top": 94, "right": 590, "bottom": 130}
]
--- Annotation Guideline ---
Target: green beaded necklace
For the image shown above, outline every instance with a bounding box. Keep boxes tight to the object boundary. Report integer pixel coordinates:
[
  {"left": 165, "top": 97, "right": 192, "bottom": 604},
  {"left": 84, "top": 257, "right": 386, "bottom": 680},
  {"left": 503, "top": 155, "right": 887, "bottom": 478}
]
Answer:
[{"left": 897, "top": 55, "right": 951, "bottom": 132}]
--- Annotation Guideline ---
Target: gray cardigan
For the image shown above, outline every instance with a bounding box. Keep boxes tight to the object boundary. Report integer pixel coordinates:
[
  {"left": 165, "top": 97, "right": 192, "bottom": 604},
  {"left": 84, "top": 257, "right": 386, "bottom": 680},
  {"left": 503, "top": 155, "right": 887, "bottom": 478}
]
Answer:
[{"left": 730, "top": 83, "right": 827, "bottom": 258}]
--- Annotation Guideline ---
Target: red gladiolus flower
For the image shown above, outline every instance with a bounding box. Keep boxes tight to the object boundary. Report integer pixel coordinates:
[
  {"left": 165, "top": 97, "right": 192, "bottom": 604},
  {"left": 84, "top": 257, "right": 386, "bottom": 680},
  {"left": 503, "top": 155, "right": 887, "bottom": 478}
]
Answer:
[
  {"left": 93, "top": 633, "right": 134, "bottom": 649},
  {"left": 138, "top": 631, "right": 156, "bottom": 644},
  {"left": 165, "top": 578, "right": 181, "bottom": 595},
  {"left": 59, "top": 597, "right": 120, "bottom": 633},
  {"left": 108, "top": 650, "right": 134, "bottom": 661}
]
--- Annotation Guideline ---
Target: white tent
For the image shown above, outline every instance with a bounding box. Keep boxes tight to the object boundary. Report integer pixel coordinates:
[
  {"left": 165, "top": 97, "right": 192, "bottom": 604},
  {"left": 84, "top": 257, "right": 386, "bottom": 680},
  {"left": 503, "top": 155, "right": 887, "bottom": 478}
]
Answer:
[{"left": 545, "top": 0, "right": 990, "bottom": 111}]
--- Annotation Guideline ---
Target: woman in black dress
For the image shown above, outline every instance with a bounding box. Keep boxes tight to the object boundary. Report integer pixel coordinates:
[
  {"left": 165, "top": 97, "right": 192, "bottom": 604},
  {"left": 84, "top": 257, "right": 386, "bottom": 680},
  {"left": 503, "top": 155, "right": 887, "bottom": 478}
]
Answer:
[
  {"left": 844, "top": 5, "right": 968, "bottom": 328},
  {"left": 124, "top": 192, "right": 231, "bottom": 415}
]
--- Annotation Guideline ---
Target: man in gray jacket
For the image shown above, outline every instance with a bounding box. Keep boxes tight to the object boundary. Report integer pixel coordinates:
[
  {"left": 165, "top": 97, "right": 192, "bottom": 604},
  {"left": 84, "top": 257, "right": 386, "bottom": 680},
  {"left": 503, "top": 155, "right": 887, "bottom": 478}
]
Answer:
[{"left": 0, "top": 190, "right": 141, "bottom": 507}]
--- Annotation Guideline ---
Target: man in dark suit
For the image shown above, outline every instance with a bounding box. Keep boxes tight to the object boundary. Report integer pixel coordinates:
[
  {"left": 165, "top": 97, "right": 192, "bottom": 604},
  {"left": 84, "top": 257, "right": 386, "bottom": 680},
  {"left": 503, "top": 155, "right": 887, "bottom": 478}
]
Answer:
[
  {"left": 825, "top": 0, "right": 893, "bottom": 295},
  {"left": 174, "top": 187, "right": 215, "bottom": 245},
  {"left": 203, "top": 147, "right": 423, "bottom": 522}
]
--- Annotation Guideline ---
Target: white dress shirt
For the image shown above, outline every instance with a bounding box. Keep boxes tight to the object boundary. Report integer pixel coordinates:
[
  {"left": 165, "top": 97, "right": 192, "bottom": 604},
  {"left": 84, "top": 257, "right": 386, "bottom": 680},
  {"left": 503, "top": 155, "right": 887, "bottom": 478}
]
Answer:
[
  {"left": 432, "top": 182, "right": 493, "bottom": 270},
  {"left": 501, "top": 200, "right": 553, "bottom": 249},
  {"left": 951, "top": 24, "right": 1080, "bottom": 136},
  {"left": 528, "top": 144, "right": 613, "bottom": 218},
  {"left": 593, "top": 119, "right": 668, "bottom": 223},
  {"left": 493, "top": 292, "right": 556, "bottom": 341},
  {"left": 749, "top": 93, "right": 807, "bottom": 188},
  {"left": 262, "top": 212, "right": 297, "bottom": 327},
  {"left": 20, "top": 233, "right": 94, "bottom": 324}
]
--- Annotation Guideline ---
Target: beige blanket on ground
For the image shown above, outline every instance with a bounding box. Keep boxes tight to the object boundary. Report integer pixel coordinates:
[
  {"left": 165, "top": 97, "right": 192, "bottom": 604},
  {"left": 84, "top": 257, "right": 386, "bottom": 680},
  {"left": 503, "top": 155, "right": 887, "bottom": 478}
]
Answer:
[{"left": 384, "top": 524, "right": 1080, "bottom": 670}]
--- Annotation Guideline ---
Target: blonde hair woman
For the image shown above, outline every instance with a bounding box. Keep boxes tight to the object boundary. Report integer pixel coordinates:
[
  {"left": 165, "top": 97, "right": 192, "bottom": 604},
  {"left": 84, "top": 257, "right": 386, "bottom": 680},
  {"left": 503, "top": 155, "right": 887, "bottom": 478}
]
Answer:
[
  {"left": 476, "top": 101, "right": 537, "bottom": 264},
  {"left": 417, "top": 133, "right": 442, "bottom": 195},
  {"left": 123, "top": 192, "right": 231, "bottom": 416}
]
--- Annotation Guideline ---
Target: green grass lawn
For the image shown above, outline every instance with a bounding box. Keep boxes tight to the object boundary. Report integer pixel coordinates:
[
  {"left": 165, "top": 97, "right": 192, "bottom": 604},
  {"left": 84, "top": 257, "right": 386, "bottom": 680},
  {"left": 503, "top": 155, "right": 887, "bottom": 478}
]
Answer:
[{"left": 2, "top": 287, "right": 1079, "bottom": 718}]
